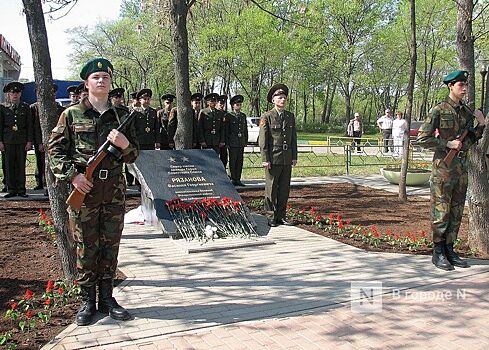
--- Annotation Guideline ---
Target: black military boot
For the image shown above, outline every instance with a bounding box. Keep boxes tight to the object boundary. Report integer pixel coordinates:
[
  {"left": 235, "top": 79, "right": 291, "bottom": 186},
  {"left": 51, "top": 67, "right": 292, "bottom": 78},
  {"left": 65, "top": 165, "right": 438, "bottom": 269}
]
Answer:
[
  {"left": 432, "top": 242, "right": 455, "bottom": 271},
  {"left": 98, "top": 279, "right": 131, "bottom": 321},
  {"left": 445, "top": 243, "right": 470, "bottom": 268},
  {"left": 76, "top": 285, "right": 97, "bottom": 326}
]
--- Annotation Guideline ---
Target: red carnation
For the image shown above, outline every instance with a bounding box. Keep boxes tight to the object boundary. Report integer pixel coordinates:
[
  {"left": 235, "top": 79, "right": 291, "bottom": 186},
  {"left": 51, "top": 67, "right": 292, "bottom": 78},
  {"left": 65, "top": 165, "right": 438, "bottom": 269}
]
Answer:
[
  {"left": 11, "top": 302, "right": 17, "bottom": 310},
  {"left": 25, "top": 310, "right": 33, "bottom": 319},
  {"left": 24, "top": 289, "right": 34, "bottom": 300},
  {"left": 44, "top": 298, "right": 52, "bottom": 305},
  {"left": 46, "top": 280, "right": 55, "bottom": 293},
  {"left": 58, "top": 287, "right": 64, "bottom": 295}
]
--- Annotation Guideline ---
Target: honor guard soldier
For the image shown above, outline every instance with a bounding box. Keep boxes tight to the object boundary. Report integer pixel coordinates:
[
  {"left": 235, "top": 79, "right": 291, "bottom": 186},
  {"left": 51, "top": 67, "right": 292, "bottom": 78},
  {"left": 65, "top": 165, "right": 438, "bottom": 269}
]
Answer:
[
  {"left": 191, "top": 93, "right": 203, "bottom": 148},
  {"left": 109, "top": 87, "right": 128, "bottom": 111},
  {"left": 30, "top": 83, "right": 65, "bottom": 193},
  {"left": 129, "top": 91, "right": 140, "bottom": 111},
  {"left": 227, "top": 95, "right": 248, "bottom": 186},
  {"left": 67, "top": 85, "right": 80, "bottom": 104},
  {"left": 48, "top": 58, "right": 139, "bottom": 326},
  {"left": 76, "top": 82, "right": 89, "bottom": 100},
  {"left": 135, "top": 88, "right": 161, "bottom": 150},
  {"left": 198, "top": 93, "right": 226, "bottom": 156},
  {"left": 0, "top": 82, "right": 33, "bottom": 198},
  {"left": 417, "top": 70, "right": 485, "bottom": 271},
  {"left": 216, "top": 94, "right": 229, "bottom": 168},
  {"left": 158, "top": 94, "right": 175, "bottom": 149},
  {"left": 259, "top": 84, "right": 297, "bottom": 227}
]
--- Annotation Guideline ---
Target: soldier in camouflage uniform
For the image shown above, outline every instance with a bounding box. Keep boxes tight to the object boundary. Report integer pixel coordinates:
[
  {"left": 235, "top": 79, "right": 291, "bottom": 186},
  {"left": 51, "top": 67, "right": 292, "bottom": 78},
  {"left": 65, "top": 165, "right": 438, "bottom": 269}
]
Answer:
[
  {"left": 259, "top": 84, "right": 297, "bottom": 227},
  {"left": 198, "top": 93, "right": 226, "bottom": 156},
  {"left": 417, "top": 70, "right": 485, "bottom": 271},
  {"left": 48, "top": 58, "right": 139, "bottom": 325},
  {"left": 227, "top": 95, "right": 248, "bottom": 186},
  {"left": 0, "top": 82, "right": 33, "bottom": 198}
]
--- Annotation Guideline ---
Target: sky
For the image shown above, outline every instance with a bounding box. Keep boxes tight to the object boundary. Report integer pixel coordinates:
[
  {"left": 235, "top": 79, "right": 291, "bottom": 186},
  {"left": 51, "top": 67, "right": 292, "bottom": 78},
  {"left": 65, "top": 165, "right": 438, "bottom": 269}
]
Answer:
[{"left": 1, "top": 0, "right": 123, "bottom": 81}]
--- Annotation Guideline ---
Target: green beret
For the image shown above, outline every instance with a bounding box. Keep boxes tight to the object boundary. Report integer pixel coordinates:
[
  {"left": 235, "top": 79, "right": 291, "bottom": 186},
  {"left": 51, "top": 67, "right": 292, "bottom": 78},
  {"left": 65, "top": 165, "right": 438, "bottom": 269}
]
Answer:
[
  {"left": 3, "top": 81, "right": 24, "bottom": 93},
  {"left": 230, "top": 95, "right": 244, "bottom": 105},
  {"left": 79, "top": 58, "right": 113, "bottom": 80},
  {"left": 267, "top": 83, "right": 289, "bottom": 103},
  {"left": 443, "top": 70, "right": 469, "bottom": 85}
]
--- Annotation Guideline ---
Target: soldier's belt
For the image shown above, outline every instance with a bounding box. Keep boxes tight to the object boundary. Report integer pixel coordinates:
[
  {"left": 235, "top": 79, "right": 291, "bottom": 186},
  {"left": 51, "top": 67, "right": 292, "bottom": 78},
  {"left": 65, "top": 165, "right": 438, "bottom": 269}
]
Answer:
[{"left": 94, "top": 167, "right": 122, "bottom": 180}]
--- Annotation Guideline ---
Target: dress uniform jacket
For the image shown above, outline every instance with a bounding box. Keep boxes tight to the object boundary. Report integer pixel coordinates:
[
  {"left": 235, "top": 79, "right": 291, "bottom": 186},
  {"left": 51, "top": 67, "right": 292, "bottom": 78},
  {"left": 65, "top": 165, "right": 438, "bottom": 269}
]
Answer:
[
  {"left": 259, "top": 108, "right": 297, "bottom": 165},
  {"left": 226, "top": 111, "right": 248, "bottom": 147},
  {"left": 416, "top": 96, "right": 484, "bottom": 244},
  {"left": 134, "top": 106, "right": 160, "bottom": 150},
  {"left": 157, "top": 108, "right": 171, "bottom": 149},
  {"left": 0, "top": 102, "right": 33, "bottom": 145},
  {"left": 198, "top": 108, "right": 225, "bottom": 147}
]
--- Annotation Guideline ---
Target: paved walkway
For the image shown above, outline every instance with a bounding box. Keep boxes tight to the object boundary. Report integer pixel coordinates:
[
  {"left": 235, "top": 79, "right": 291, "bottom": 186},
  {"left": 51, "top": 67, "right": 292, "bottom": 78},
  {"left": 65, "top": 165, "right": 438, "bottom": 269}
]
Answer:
[{"left": 40, "top": 176, "right": 487, "bottom": 349}]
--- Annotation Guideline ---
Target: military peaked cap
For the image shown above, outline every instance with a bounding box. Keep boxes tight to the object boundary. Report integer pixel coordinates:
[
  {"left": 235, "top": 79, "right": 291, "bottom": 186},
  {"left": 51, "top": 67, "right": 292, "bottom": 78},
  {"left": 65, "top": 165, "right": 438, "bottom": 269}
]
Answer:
[
  {"left": 218, "top": 94, "right": 228, "bottom": 103},
  {"left": 80, "top": 57, "right": 113, "bottom": 80},
  {"left": 130, "top": 91, "right": 138, "bottom": 99},
  {"left": 443, "top": 70, "right": 469, "bottom": 85},
  {"left": 137, "top": 88, "right": 152, "bottom": 99},
  {"left": 3, "top": 81, "right": 24, "bottom": 93},
  {"left": 67, "top": 85, "right": 78, "bottom": 94},
  {"left": 267, "top": 83, "right": 289, "bottom": 103},
  {"left": 191, "top": 93, "right": 203, "bottom": 101},
  {"left": 230, "top": 95, "right": 244, "bottom": 105},
  {"left": 204, "top": 93, "right": 219, "bottom": 101},
  {"left": 75, "top": 82, "right": 87, "bottom": 94},
  {"left": 109, "top": 87, "right": 125, "bottom": 98},
  {"left": 161, "top": 93, "right": 176, "bottom": 102}
]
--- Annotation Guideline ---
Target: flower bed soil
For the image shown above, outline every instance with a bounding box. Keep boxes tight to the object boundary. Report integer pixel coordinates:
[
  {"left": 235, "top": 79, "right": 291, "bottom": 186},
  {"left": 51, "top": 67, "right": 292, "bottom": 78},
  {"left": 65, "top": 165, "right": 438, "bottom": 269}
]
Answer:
[
  {"left": 0, "top": 184, "right": 484, "bottom": 349},
  {"left": 0, "top": 199, "right": 133, "bottom": 349}
]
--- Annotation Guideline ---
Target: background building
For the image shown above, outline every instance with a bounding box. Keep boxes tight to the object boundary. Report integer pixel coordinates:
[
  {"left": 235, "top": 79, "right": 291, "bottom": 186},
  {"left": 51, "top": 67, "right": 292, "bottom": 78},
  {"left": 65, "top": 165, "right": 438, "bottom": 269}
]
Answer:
[{"left": 0, "top": 34, "right": 21, "bottom": 103}]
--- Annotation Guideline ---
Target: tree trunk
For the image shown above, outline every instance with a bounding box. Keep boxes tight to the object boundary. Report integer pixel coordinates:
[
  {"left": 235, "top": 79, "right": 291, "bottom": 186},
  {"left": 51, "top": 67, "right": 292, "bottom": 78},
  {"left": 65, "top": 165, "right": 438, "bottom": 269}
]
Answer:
[
  {"left": 22, "top": 0, "right": 76, "bottom": 281},
  {"left": 168, "top": 0, "right": 193, "bottom": 149},
  {"left": 456, "top": 0, "right": 489, "bottom": 255},
  {"left": 321, "top": 85, "right": 329, "bottom": 123},
  {"left": 399, "top": 0, "right": 417, "bottom": 202},
  {"left": 312, "top": 86, "right": 316, "bottom": 122},
  {"left": 326, "top": 82, "right": 336, "bottom": 124},
  {"left": 302, "top": 85, "right": 307, "bottom": 123}
]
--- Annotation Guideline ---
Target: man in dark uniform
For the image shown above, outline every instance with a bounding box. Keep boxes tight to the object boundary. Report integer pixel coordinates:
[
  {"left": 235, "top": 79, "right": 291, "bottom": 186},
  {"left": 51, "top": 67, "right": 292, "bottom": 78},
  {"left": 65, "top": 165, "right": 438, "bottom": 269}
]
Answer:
[
  {"left": 76, "top": 82, "right": 89, "bottom": 100},
  {"left": 30, "top": 83, "right": 65, "bottom": 193},
  {"left": 198, "top": 93, "right": 225, "bottom": 157},
  {"left": 259, "top": 84, "right": 297, "bottom": 227},
  {"left": 0, "top": 82, "right": 33, "bottom": 198},
  {"left": 417, "top": 70, "right": 485, "bottom": 271},
  {"left": 67, "top": 85, "right": 80, "bottom": 105},
  {"left": 191, "top": 93, "right": 203, "bottom": 148},
  {"left": 227, "top": 95, "right": 248, "bottom": 186},
  {"left": 48, "top": 58, "right": 139, "bottom": 325},
  {"left": 158, "top": 94, "right": 175, "bottom": 150},
  {"left": 129, "top": 92, "right": 140, "bottom": 111},
  {"left": 217, "top": 94, "right": 229, "bottom": 168},
  {"left": 135, "top": 88, "right": 160, "bottom": 150},
  {"left": 109, "top": 88, "right": 128, "bottom": 111}
]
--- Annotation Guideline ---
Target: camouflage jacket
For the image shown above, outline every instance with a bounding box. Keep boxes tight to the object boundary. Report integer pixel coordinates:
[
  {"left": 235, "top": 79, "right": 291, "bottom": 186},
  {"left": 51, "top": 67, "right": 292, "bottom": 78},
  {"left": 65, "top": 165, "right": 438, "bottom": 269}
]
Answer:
[
  {"left": 416, "top": 96, "right": 484, "bottom": 161},
  {"left": 226, "top": 111, "right": 248, "bottom": 147},
  {"left": 48, "top": 97, "right": 139, "bottom": 182},
  {"left": 259, "top": 108, "right": 297, "bottom": 165},
  {"left": 0, "top": 102, "right": 33, "bottom": 144}
]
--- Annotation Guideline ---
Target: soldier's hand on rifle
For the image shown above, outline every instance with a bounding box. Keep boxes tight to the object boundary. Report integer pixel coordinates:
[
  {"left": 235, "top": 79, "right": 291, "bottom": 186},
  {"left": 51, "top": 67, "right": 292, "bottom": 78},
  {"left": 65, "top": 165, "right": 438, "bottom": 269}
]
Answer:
[
  {"left": 474, "top": 109, "right": 485, "bottom": 126},
  {"left": 72, "top": 173, "right": 93, "bottom": 194},
  {"left": 107, "top": 129, "right": 129, "bottom": 149},
  {"left": 447, "top": 139, "right": 463, "bottom": 151}
]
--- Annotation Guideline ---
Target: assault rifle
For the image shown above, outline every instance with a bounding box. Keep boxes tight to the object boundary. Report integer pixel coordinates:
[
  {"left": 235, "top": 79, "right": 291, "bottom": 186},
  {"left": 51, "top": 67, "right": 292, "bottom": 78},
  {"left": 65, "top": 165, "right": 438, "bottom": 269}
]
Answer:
[
  {"left": 66, "top": 111, "right": 137, "bottom": 210},
  {"left": 443, "top": 109, "right": 476, "bottom": 167}
]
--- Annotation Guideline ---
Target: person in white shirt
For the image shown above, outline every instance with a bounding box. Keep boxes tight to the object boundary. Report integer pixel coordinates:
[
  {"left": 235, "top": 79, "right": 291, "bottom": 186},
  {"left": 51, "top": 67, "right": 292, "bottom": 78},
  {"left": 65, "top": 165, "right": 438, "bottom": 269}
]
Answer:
[
  {"left": 376, "top": 109, "right": 394, "bottom": 153},
  {"left": 347, "top": 112, "right": 363, "bottom": 153},
  {"left": 392, "top": 111, "right": 408, "bottom": 157}
]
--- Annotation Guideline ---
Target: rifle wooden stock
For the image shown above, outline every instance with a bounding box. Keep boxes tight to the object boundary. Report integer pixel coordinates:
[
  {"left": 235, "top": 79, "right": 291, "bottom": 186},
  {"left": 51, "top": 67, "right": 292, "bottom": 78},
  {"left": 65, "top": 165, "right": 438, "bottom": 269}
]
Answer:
[
  {"left": 66, "top": 110, "right": 137, "bottom": 210},
  {"left": 443, "top": 129, "right": 469, "bottom": 167}
]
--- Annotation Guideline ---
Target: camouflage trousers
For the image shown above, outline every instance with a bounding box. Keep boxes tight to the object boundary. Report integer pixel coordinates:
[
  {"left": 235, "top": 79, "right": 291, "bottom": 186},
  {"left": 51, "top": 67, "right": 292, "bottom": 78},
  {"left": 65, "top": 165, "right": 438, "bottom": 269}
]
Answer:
[
  {"left": 69, "top": 173, "right": 126, "bottom": 287},
  {"left": 430, "top": 158, "right": 468, "bottom": 244}
]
